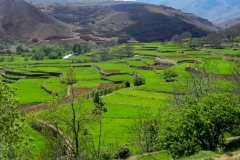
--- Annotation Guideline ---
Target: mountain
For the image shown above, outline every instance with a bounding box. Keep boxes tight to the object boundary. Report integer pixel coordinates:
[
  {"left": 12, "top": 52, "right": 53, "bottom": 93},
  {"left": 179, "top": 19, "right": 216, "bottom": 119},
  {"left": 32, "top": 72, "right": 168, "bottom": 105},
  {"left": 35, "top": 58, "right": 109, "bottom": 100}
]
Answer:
[
  {"left": 136, "top": 0, "right": 240, "bottom": 23},
  {"left": 0, "top": 0, "right": 76, "bottom": 43},
  {"left": 27, "top": 0, "right": 240, "bottom": 24},
  {"left": 218, "top": 17, "right": 240, "bottom": 29},
  {"left": 38, "top": 2, "right": 217, "bottom": 42}
]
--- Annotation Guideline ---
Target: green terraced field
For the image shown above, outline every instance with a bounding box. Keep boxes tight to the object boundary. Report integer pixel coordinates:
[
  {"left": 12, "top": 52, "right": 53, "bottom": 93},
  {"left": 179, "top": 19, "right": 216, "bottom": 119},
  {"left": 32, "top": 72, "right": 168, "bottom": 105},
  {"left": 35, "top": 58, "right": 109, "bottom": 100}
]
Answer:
[{"left": 0, "top": 41, "right": 238, "bottom": 159}]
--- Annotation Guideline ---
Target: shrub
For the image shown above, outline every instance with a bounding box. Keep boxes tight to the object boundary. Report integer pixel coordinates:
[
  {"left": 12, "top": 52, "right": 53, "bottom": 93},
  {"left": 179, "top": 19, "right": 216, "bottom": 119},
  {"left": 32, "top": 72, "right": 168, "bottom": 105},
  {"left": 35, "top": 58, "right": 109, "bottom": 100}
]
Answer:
[
  {"left": 101, "top": 151, "right": 112, "bottom": 160},
  {"left": 158, "top": 94, "right": 240, "bottom": 158},
  {"left": 48, "top": 52, "right": 59, "bottom": 59},
  {"left": 115, "top": 146, "right": 131, "bottom": 159},
  {"left": 134, "top": 75, "right": 145, "bottom": 86},
  {"left": 124, "top": 81, "right": 131, "bottom": 88},
  {"left": 163, "top": 69, "right": 177, "bottom": 79},
  {"left": 225, "top": 137, "right": 240, "bottom": 151}
]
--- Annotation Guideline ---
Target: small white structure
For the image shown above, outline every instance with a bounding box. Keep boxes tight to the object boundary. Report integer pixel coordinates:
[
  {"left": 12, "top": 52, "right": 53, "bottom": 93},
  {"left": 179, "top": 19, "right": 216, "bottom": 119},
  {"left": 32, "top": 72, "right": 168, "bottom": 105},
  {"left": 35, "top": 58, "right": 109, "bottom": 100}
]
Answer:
[{"left": 63, "top": 54, "right": 74, "bottom": 60}]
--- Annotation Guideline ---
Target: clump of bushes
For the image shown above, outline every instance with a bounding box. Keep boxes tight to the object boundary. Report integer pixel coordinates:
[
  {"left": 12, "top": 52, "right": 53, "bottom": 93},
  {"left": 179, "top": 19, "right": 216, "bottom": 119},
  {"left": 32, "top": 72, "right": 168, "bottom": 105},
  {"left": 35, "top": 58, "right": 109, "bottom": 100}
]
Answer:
[
  {"left": 124, "top": 81, "right": 131, "bottom": 88},
  {"left": 163, "top": 69, "right": 177, "bottom": 82},
  {"left": 134, "top": 75, "right": 145, "bottom": 86},
  {"left": 158, "top": 94, "right": 240, "bottom": 158},
  {"left": 115, "top": 146, "right": 131, "bottom": 159},
  {"left": 87, "top": 82, "right": 129, "bottom": 99}
]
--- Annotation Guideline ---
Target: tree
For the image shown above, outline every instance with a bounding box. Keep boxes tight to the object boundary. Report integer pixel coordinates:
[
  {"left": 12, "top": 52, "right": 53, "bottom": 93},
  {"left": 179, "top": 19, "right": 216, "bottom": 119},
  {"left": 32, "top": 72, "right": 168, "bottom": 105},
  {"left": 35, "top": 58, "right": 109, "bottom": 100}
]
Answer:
[
  {"left": 16, "top": 45, "right": 25, "bottom": 54},
  {"left": 133, "top": 109, "right": 158, "bottom": 153},
  {"left": 92, "top": 91, "right": 107, "bottom": 159},
  {"left": 64, "top": 68, "right": 81, "bottom": 160},
  {"left": 61, "top": 67, "right": 77, "bottom": 85},
  {"left": 98, "top": 48, "right": 112, "bottom": 61},
  {"left": 181, "top": 32, "right": 192, "bottom": 40},
  {"left": 73, "top": 44, "right": 90, "bottom": 55},
  {"left": 124, "top": 44, "right": 134, "bottom": 57},
  {"left": 171, "top": 34, "right": 182, "bottom": 45},
  {"left": 206, "top": 32, "right": 223, "bottom": 48},
  {"left": 158, "top": 93, "right": 240, "bottom": 158},
  {"left": 0, "top": 80, "right": 31, "bottom": 159},
  {"left": 73, "top": 44, "right": 83, "bottom": 55}
]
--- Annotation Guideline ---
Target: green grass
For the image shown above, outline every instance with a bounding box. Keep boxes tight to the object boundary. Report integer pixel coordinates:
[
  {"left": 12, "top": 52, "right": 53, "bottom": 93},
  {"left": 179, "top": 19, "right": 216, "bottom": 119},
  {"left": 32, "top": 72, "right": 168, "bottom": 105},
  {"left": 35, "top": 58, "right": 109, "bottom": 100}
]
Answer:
[
  {"left": 107, "top": 74, "right": 134, "bottom": 82},
  {"left": 26, "top": 125, "right": 46, "bottom": 158},
  {"left": 1, "top": 42, "right": 238, "bottom": 159},
  {"left": 139, "top": 151, "right": 219, "bottom": 160},
  {"left": 206, "top": 48, "right": 240, "bottom": 55},
  {"left": 12, "top": 79, "right": 51, "bottom": 104}
]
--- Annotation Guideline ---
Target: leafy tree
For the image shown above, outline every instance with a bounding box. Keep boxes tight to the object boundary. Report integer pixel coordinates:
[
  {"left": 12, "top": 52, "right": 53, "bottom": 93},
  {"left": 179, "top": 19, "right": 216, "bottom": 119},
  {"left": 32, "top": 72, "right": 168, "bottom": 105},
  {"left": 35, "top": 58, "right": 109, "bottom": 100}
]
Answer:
[
  {"left": 73, "top": 44, "right": 90, "bottom": 55},
  {"left": 48, "top": 52, "right": 59, "bottom": 59},
  {"left": 0, "top": 57, "right": 5, "bottom": 62},
  {"left": 158, "top": 93, "right": 240, "bottom": 158},
  {"left": 61, "top": 68, "right": 77, "bottom": 85},
  {"left": 73, "top": 44, "right": 83, "bottom": 55},
  {"left": 0, "top": 80, "right": 32, "bottom": 159},
  {"left": 32, "top": 52, "right": 44, "bottom": 60}
]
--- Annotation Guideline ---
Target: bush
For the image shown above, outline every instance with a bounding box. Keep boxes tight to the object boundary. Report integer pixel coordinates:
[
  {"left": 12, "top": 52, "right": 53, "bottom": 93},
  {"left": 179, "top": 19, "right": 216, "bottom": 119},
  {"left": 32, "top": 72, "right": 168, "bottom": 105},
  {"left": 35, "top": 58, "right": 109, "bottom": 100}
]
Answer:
[
  {"left": 225, "top": 137, "right": 240, "bottom": 151},
  {"left": 124, "top": 81, "right": 131, "bottom": 88},
  {"left": 163, "top": 69, "right": 177, "bottom": 79},
  {"left": 48, "top": 52, "right": 59, "bottom": 59},
  {"left": 134, "top": 76, "right": 145, "bottom": 86},
  {"left": 158, "top": 94, "right": 240, "bottom": 158},
  {"left": 101, "top": 151, "right": 112, "bottom": 160},
  {"left": 115, "top": 146, "right": 130, "bottom": 159}
]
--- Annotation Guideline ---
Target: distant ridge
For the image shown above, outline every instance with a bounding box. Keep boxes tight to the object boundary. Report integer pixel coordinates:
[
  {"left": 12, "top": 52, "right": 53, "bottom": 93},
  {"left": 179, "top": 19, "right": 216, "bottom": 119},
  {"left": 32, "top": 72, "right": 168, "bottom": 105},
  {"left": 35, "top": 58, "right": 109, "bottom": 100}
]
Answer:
[{"left": 218, "top": 17, "right": 240, "bottom": 29}]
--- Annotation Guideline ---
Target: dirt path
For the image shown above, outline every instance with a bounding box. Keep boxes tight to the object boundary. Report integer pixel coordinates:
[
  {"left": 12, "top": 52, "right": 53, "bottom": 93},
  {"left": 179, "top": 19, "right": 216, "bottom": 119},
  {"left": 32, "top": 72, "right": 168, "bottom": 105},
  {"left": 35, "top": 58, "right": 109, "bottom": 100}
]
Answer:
[
  {"left": 215, "top": 152, "right": 240, "bottom": 160},
  {"left": 20, "top": 103, "right": 47, "bottom": 112},
  {"left": 127, "top": 151, "right": 164, "bottom": 160}
]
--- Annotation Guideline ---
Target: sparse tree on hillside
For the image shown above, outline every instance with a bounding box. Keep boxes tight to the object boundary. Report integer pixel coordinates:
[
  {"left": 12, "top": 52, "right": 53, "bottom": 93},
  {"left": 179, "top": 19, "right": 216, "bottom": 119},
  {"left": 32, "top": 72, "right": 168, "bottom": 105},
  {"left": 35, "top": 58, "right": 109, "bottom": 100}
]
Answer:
[
  {"left": 206, "top": 32, "right": 223, "bottom": 48},
  {"left": 133, "top": 109, "right": 158, "bottom": 153},
  {"left": 181, "top": 32, "right": 192, "bottom": 40},
  {"left": 92, "top": 91, "right": 107, "bottom": 159},
  {"left": 98, "top": 48, "right": 112, "bottom": 61}
]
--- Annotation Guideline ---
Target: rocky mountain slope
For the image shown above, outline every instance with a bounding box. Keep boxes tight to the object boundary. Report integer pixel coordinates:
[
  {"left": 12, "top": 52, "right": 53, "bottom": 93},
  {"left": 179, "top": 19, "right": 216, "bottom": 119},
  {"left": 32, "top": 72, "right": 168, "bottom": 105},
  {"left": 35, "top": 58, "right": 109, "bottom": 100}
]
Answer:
[
  {"left": 137, "top": 0, "right": 240, "bottom": 24},
  {"left": 0, "top": 0, "right": 76, "bottom": 43},
  {"left": 39, "top": 2, "right": 218, "bottom": 42},
  {"left": 27, "top": 0, "right": 240, "bottom": 24}
]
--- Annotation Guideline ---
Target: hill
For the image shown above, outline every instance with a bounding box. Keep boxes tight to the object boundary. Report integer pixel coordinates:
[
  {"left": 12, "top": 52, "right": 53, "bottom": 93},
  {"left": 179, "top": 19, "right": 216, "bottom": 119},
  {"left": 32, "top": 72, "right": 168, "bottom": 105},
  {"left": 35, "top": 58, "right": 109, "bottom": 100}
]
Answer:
[
  {"left": 218, "top": 17, "right": 240, "bottom": 29},
  {"left": 0, "top": 0, "right": 77, "bottom": 43},
  {"left": 25, "top": 0, "right": 240, "bottom": 24},
  {"left": 137, "top": 0, "right": 240, "bottom": 24},
  {"left": 39, "top": 2, "right": 218, "bottom": 42}
]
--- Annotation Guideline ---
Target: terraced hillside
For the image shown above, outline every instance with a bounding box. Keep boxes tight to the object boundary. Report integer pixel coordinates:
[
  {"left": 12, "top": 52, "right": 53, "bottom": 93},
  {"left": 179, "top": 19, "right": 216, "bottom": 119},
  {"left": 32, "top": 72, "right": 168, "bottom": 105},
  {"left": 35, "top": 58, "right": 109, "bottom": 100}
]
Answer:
[{"left": 0, "top": 42, "right": 239, "bottom": 159}]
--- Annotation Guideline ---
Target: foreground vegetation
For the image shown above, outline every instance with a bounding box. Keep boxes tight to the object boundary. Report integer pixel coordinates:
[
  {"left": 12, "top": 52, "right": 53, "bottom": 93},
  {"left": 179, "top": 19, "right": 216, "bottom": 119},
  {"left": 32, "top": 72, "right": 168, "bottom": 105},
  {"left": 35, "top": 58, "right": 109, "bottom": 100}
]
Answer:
[{"left": 0, "top": 39, "right": 240, "bottom": 159}]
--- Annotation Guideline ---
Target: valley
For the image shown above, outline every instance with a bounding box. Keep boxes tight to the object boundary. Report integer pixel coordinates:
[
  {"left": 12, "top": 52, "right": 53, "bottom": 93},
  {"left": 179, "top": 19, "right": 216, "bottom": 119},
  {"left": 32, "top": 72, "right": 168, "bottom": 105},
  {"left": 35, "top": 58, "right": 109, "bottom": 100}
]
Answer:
[
  {"left": 0, "top": 41, "right": 239, "bottom": 159},
  {"left": 0, "top": 0, "right": 240, "bottom": 159}
]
